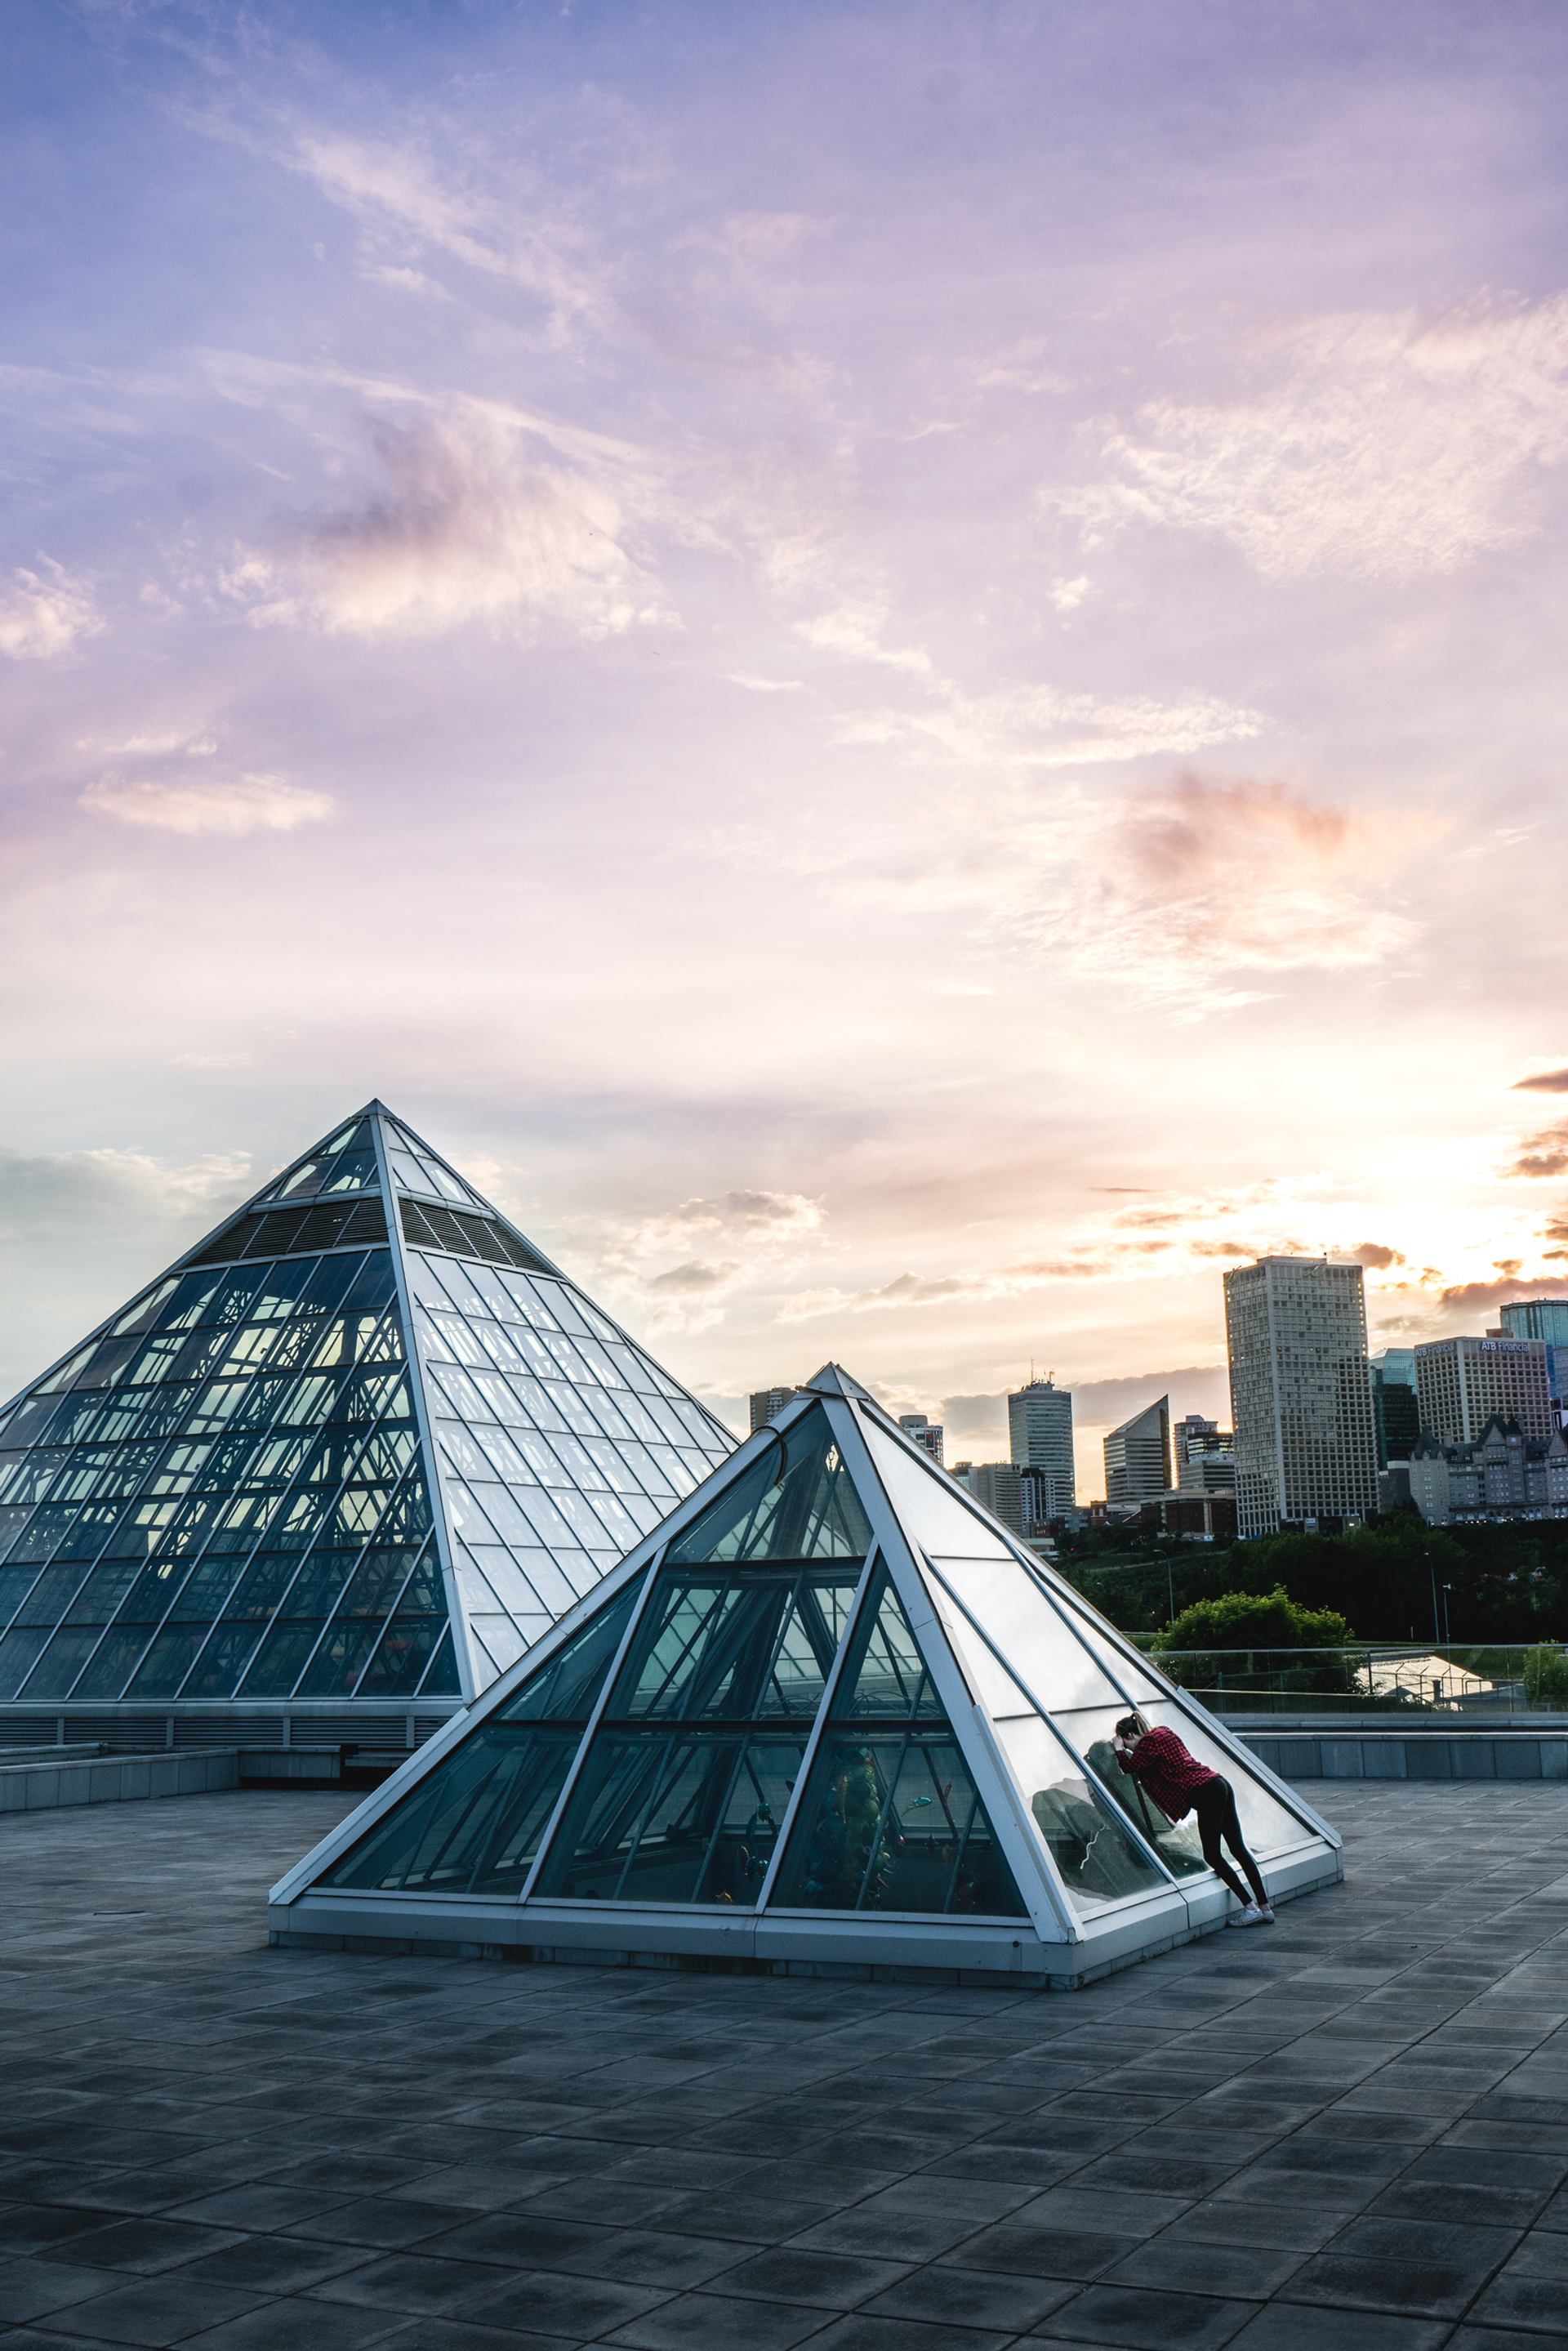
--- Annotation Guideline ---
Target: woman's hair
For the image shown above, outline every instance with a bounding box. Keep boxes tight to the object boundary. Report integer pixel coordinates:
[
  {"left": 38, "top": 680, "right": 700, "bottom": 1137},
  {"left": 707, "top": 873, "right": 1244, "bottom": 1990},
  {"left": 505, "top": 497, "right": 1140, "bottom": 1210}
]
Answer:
[{"left": 1116, "top": 1711, "right": 1152, "bottom": 1740}]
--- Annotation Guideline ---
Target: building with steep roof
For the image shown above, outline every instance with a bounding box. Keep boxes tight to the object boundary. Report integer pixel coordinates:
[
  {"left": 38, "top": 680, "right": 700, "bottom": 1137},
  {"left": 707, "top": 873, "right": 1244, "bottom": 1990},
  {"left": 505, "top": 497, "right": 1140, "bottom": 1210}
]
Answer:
[{"left": 0, "top": 1104, "right": 734, "bottom": 1753}]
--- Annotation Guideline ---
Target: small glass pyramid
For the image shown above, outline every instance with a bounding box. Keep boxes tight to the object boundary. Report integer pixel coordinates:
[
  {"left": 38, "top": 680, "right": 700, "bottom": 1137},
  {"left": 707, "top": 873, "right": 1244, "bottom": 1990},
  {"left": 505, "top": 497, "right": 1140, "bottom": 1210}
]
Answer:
[
  {"left": 274, "top": 1366, "right": 1342, "bottom": 1987},
  {"left": 0, "top": 1104, "right": 734, "bottom": 1719}
]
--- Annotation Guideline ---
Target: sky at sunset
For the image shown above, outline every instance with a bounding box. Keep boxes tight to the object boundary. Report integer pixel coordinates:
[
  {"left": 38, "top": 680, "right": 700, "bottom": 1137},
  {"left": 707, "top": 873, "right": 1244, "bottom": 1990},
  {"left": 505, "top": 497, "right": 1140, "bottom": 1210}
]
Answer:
[{"left": 4, "top": 0, "right": 1568, "bottom": 1492}]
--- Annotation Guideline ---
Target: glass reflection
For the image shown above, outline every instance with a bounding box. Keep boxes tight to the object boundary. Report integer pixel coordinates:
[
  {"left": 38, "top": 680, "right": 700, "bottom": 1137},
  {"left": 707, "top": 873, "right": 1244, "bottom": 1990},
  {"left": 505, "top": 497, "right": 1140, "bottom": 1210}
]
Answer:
[{"left": 773, "top": 1733, "right": 1026, "bottom": 1917}]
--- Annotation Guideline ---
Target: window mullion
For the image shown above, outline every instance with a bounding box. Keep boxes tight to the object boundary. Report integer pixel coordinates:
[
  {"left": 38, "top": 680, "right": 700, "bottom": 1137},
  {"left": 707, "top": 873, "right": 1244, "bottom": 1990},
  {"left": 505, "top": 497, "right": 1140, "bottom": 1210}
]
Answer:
[{"left": 753, "top": 1541, "right": 880, "bottom": 1912}]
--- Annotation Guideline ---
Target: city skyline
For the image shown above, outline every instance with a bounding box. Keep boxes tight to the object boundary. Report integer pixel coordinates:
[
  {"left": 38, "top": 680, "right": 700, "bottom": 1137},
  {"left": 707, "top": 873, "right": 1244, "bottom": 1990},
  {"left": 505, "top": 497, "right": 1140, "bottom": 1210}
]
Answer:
[{"left": 5, "top": 2, "right": 1568, "bottom": 1508}]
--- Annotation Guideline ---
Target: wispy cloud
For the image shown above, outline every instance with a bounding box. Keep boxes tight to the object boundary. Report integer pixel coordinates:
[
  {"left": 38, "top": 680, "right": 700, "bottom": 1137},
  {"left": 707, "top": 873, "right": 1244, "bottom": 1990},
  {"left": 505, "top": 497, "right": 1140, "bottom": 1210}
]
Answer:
[
  {"left": 283, "top": 127, "right": 608, "bottom": 343},
  {"left": 594, "top": 1189, "right": 825, "bottom": 1334},
  {"left": 221, "top": 402, "right": 669, "bottom": 642},
  {"left": 1058, "top": 294, "right": 1568, "bottom": 579},
  {"left": 0, "top": 1144, "right": 251, "bottom": 1245},
  {"left": 1508, "top": 1122, "right": 1568, "bottom": 1178},
  {"left": 80, "top": 773, "right": 332, "bottom": 835},
  {"left": 716, "top": 768, "right": 1422, "bottom": 1012},
  {"left": 778, "top": 1257, "right": 1105, "bottom": 1323},
  {"left": 0, "top": 560, "right": 101, "bottom": 661},
  {"left": 1515, "top": 1066, "right": 1568, "bottom": 1095},
  {"left": 1438, "top": 1274, "right": 1568, "bottom": 1312},
  {"left": 832, "top": 675, "right": 1261, "bottom": 771}
]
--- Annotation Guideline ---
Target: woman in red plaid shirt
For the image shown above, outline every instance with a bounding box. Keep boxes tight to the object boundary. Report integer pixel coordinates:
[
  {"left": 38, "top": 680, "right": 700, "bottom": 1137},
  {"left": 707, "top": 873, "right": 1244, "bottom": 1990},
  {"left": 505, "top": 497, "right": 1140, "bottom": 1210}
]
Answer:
[{"left": 1113, "top": 1711, "right": 1273, "bottom": 1927}]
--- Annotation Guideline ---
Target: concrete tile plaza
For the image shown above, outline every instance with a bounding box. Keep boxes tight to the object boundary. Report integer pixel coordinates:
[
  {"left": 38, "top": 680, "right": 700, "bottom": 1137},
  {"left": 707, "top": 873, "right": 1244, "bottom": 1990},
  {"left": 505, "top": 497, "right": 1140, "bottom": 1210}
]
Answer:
[{"left": 1, "top": 1787, "right": 1567, "bottom": 2349}]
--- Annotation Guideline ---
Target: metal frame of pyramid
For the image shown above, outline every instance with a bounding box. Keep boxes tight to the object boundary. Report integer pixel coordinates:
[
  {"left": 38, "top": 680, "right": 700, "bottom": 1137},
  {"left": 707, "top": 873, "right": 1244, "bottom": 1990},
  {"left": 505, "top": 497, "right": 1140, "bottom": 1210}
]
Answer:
[
  {"left": 271, "top": 1365, "right": 1340, "bottom": 1988},
  {"left": 0, "top": 1103, "right": 734, "bottom": 1749}
]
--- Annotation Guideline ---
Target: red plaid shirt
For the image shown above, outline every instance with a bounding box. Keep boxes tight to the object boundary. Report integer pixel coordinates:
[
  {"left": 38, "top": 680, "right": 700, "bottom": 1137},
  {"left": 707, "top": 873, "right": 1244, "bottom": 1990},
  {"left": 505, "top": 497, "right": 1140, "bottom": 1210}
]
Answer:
[{"left": 1116, "top": 1726, "right": 1217, "bottom": 1822}]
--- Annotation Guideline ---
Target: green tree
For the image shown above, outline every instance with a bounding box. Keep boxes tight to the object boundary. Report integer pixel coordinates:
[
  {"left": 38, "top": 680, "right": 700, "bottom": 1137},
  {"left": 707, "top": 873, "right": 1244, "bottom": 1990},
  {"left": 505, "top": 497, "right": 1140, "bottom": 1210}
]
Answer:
[
  {"left": 1152, "top": 1586, "right": 1355, "bottom": 1696},
  {"left": 1522, "top": 1647, "right": 1568, "bottom": 1706}
]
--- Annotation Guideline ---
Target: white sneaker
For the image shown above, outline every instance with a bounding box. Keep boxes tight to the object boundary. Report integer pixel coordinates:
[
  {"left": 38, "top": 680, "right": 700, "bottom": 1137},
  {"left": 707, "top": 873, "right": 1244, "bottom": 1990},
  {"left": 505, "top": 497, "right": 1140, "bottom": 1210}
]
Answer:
[
  {"left": 1255, "top": 1903, "right": 1276, "bottom": 1923},
  {"left": 1227, "top": 1905, "right": 1265, "bottom": 1929}
]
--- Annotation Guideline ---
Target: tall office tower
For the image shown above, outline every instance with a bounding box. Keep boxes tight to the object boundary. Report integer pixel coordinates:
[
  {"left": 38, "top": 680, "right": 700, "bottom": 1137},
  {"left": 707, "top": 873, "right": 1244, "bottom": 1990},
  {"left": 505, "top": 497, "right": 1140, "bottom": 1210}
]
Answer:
[
  {"left": 964, "top": 1461, "right": 1024, "bottom": 1533},
  {"left": 749, "top": 1386, "right": 799, "bottom": 1432},
  {"left": 1499, "top": 1300, "right": 1568, "bottom": 1405},
  {"left": 1102, "top": 1395, "right": 1171, "bottom": 1508},
  {"left": 1008, "top": 1378, "right": 1075, "bottom": 1517},
  {"left": 1223, "top": 1258, "right": 1379, "bottom": 1541},
  {"left": 1174, "top": 1412, "right": 1236, "bottom": 1492},
  {"left": 897, "top": 1413, "right": 946, "bottom": 1465},
  {"left": 1414, "top": 1336, "right": 1553, "bottom": 1445},
  {"left": 1370, "top": 1348, "right": 1421, "bottom": 1467}
]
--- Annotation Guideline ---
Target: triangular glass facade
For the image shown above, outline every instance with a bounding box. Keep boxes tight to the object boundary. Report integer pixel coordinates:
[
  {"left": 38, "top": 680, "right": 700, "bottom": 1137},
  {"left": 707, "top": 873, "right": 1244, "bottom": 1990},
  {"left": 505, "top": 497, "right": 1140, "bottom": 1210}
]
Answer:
[
  {"left": 0, "top": 1104, "right": 734, "bottom": 1718},
  {"left": 277, "top": 1374, "right": 1340, "bottom": 1984}
]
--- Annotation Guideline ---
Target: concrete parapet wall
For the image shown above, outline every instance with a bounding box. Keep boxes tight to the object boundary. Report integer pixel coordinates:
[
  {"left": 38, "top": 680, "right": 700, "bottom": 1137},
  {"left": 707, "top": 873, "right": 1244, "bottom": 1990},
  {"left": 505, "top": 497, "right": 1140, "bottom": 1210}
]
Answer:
[
  {"left": 1242, "top": 1729, "right": 1568, "bottom": 1782},
  {"left": 0, "top": 1744, "right": 343, "bottom": 1811},
  {"left": 0, "top": 1748, "right": 238, "bottom": 1810}
]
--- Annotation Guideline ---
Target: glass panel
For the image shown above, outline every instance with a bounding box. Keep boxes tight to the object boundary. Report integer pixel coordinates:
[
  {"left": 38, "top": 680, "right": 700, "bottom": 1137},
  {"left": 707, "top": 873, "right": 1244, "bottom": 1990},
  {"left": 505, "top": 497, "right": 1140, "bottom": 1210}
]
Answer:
[
  {"left": 667, "top": 1406, "right": 870, "bottom": 1563},
  {"left": 497, "top": 1584, "right": 637, "bottom": 1720},
  {"left": 327, "top": 1723, "right": 581, "bottom": 1894},
  {"left": 15, "top": 1625, "right": 105, "bottom": 1699},
  {"left": 1062, "top": 1702, "right": 1312, "bottom": 1867},
  {"left": 838, "top": 1573, "right": 946, "bottom": 1720},
  {"left": 1047, "top": 1582, "right": 1169, "bottom": 1706},
  {"left": 324, "top": 1582, "right": 645, "bottom": 1887},
  {"left": 772, "top": 1733, "right": 1026, "bottom": 1917},
  {"left": 294, "top": 1617, "right": 386, "bottom": 1697},
  {"left": 607, "top": 1568, "right": 858, "bottom": 1722},
  {"left": 71, "top": 1624, "right": 157, "bottom": 1699},
  {"left": 860, "top": 1416, "right": 1013, "bottom": 1558},
  {"left": 416, "top": 1622, "right": 461, "bottom": 1696},
  {"left": 768, "top": 1560, "right": 1026, "bottom": 1918},
  {"left": 468, "top": 1614, "right": 529, "bottom": 1676},
  {"left": 355, "top": 1609, "right": 447, "bottom": 1697},
  {"left": 533, "top": 1730, "right": 807, "bottom": 1906},
  {"left": 923, "top": 1557, "right": 1125, "bottom": 1714},
  {"left": 0, "top": 1626, "right": 52, "bottom": 1697},
  {"left": 992, "top": 1711, "right": 1169, "bottom": 1912}
]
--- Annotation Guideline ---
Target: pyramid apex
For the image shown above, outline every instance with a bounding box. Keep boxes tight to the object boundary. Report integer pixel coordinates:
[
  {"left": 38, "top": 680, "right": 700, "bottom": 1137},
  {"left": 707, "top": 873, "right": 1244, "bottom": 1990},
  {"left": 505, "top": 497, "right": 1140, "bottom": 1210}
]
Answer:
[{"left": 801, "top": 1363, "right": 877, "bottom": 1403}]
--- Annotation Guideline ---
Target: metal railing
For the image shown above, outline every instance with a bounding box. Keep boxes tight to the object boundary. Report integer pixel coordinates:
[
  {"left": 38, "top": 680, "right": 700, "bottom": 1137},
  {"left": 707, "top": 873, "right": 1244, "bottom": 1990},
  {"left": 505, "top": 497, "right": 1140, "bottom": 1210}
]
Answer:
[{"left": 1150, "top": 1642, "right": 1568, "bottom": 1716}]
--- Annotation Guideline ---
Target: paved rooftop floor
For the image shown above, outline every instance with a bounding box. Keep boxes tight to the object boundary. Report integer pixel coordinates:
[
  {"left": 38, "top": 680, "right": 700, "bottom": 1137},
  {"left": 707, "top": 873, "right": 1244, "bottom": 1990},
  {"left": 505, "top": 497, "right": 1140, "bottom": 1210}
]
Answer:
[{"left": 0, "top": 1785, "right": 1566, "bottom": 2350}]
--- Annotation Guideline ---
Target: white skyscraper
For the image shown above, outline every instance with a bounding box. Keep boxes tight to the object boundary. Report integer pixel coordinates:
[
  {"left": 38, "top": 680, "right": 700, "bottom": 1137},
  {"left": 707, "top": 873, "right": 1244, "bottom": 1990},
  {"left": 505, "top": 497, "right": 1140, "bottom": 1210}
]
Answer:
[
  {"left": 1223, "top": 1257, "right": 1379, "bottom": 1541},
  {"left": 1008, "top": 1378, "right": 1075, "bottom": 1516},
  {"left": 1414, "top": 1336, "right": 1553, "bottom": 1445},
  {"left": 1102, "top": 1395, "right": 1171, "bottom": 1509}
]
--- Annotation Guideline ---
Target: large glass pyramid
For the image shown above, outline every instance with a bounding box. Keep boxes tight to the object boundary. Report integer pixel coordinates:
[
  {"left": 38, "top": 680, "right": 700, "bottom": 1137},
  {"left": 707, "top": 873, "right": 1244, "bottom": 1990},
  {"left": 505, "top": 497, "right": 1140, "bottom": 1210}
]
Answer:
[
  {"left": 0, "top": 1104, "right": 735, "bottom": 1724},
  {"left": 273, "top": 1366, "right": 1341, "bottom": 1987}
]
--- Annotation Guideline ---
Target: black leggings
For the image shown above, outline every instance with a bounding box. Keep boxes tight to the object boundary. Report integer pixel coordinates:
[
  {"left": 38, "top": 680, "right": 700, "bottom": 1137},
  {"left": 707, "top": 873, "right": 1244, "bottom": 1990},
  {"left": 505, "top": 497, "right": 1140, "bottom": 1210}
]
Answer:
[{"left": 1192, "top": 1777, "right": 1267, "bottom": 1908}]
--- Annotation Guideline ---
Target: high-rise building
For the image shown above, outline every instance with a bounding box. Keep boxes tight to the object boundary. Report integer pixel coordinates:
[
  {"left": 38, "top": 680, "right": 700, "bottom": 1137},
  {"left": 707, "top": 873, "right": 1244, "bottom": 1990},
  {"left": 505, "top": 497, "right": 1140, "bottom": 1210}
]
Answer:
[
  {"left": 1414, "top": 1337, "right": 1553, "bottom": 1446},
  {"left": 1370, "top": 1349, "right": 1421, "bottom": 1467},
  {"left": 1102, "top": 1395, "right": 1170, "bottom": 1509},
  {"left": 0, "top": 1104, "right": 736, "bottom": 1747},
  {"left": 1178, "top": 1449, "right": 1238, "bottom": 1494},
  {"left": 749, "top": 1387, "right": 799, "bottom": 1432},
  {"left": 1174, "top": 1411, "right": 1236, "bottom": 1492},
  {"left": 1499, "top": 1301, "right": 1568, "bottom": 1406},
  {"left": 1223, "top": 1257, "right": 1379, "bottom": 1541},
  {"left": 898, "top": 1413, "right": 946, "bottom": 1465},
  {"left": 964, "top": 1462, "right": 1023, "bottom": 1533},
  {"left": 1008, "top": 1378, "right": 1074, "bottom": 1518}
]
